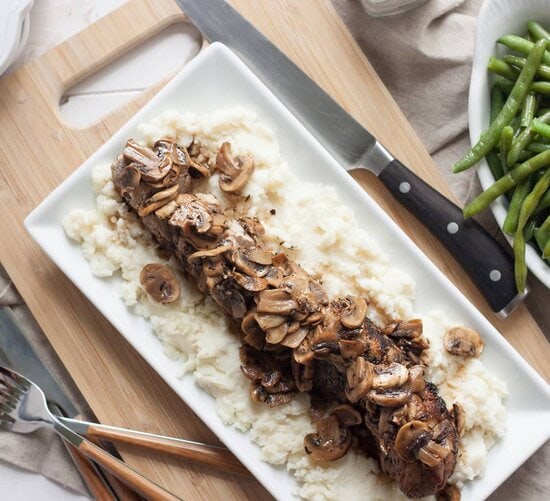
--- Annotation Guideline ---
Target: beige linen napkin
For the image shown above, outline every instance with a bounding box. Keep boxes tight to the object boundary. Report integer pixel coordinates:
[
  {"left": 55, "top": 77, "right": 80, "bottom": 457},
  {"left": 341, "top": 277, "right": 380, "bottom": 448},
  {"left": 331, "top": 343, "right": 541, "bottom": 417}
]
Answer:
[{"left": 0, "top": 265, "right": 87, "bottom": 495}]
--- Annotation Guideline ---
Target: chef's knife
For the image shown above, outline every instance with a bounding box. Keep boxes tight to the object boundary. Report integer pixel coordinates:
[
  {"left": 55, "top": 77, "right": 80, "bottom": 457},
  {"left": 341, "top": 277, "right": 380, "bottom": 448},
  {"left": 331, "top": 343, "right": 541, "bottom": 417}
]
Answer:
[{"left": 174, "top": 0, "right": 526, "bottom": 317}]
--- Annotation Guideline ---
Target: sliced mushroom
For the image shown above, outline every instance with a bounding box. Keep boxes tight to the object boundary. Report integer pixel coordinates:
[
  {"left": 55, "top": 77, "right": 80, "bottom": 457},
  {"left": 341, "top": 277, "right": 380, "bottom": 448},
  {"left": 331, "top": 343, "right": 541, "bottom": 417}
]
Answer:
[
  {"left": 187, "top": 245, "right": 231, "bottom": 265},
  {"left": 417, "top": 439, "right": 452, "bottom": 467},
  {"left": 216, "top": 142, "right": 255, "bottom": 193},
  {"left": 154, "top": 199, "right": 179, "bottom": 219},
  {"left": 234, "top": 272, "right": 269, "bottom": 292},
  {"left": 124, "top": 139, "right": 171, "bottom": 183},
  {"left": 340, "top": 296, "right": 368, "bottom": 329},
  {"left": 443, "top": 326, "right": 484, "bottom": 358},
  {"left": 311, "top": 325, "right": 340, "bottom": 357},
  {"left": 169, "top": 195, "right": 213, "bottom": 235},
  {"left": 436, "top": 484, "right": 461, "bottom": 501},
  {"left": 111, "top": 156, "right": 141, "bottom": 196},
  {"left": 384, "top": 319, "right": 423, "bottom": 339},
  {"left": 256, "top": 289, "right": 297, "bottom": 315},
  {"left": 281, "top": 327, "right": 310, "bottom": 348},
  {"left": 395, "top": 420, "right": 432, "bottom": 462},
  {"left": 138, "top": 184, "right": 180, "bottom": 217},
  {"left": 366, "top": 387, "right": 410, "bottom": 407},
  {"left": 189, "top": 157, "right": 211, "bottom": 177},
  {"left": 238, "top": 216, "right": 265, "bottom": 237},
  {"left": 338, "top": 339, "right": 366, "bottom": 359},
  {"left": 331, "top": 404, "right": 362, "bottom": 426},
  {"left": 248, "top": 247, "right": 273, "bottom": 265},
  {"left": 304, "top": 415, "right": 351, "bottom": 462},
  {"left": 254, "top": 312, "right": 287, "bottom": 331},
  {"left": 202, "top": 257, "right": 225, "bottom": 278},
  {"left": 250, "top": 383, "right": 293, "bottom": 407},
  {"left": 407, "top": 365, "right": 426, "bottom": 394},
  {"left": 452, "top": 403, "right": 465, "bottom": 439},
  {"left": 241, "top": 314, "right": 265, "bottom": 350},
  {"left": 372, "top": 362, "right": 409, "bottom": 389},
  {"left": 293, "top": 335, "right": 315, "bottom": 364},
  {"left": 345, "top": 357, "right": 373, "bottom": 403},
  {"left": 303, "top": 311, "right": 323, "bottom": 326},
  {"left": 261, "top": 369, "right": 282, "bottom": 389},
  {"left": 265, "top": 322, "right": 289, "bottom": 344},
  {"left": 139, "top": 263, "right": 180, "bottom": 304}
]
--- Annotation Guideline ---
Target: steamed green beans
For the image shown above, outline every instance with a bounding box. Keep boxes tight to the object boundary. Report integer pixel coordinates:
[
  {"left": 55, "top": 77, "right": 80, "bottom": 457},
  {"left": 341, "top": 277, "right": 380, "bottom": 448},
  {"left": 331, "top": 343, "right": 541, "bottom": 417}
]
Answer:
[
  {"left": 463, "top": 150, "right": 550, "bottom": 218},
  {"left": 453, "top": 22, "right": 550, "bottom": 291},
  {"left": 453, "top": 39, "right": 547, "bottom": 173},
  {"left": 514, "top": 169, "right": 550, "bottom": 291}
]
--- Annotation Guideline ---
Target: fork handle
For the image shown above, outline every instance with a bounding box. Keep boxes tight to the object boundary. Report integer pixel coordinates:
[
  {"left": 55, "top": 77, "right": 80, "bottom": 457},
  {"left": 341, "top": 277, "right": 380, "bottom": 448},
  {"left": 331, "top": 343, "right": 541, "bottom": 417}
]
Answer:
[
  {"left": 54, "top": 423, "right": 180, "bottom": 501},
  {"left": 84, "top": 423, "right": 248, "bottom": 476}
]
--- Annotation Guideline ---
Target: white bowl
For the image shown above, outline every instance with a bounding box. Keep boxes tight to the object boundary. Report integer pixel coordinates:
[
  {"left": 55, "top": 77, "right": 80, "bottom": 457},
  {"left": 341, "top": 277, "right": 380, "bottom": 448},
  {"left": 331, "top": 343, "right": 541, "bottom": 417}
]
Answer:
[
  {"left": 0, "top": 0, "right": 33, "bottom": 75},
  {"left": 469, "top": 0, "right": 550, "bottom": 289}
]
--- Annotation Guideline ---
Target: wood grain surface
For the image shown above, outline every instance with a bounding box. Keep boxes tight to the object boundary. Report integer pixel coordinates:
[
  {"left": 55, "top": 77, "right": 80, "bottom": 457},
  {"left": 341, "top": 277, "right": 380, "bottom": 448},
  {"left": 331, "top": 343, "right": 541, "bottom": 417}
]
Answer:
[{"left": 0, "top": 0, "right": 548, "bottom": 498}]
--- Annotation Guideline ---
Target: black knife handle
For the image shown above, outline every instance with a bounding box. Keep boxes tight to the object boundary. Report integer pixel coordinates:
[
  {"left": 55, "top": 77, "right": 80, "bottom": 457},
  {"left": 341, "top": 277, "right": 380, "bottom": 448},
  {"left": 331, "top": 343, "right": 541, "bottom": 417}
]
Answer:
[{"left": 377, "top": 158, "right": 523, "bottom": 315}]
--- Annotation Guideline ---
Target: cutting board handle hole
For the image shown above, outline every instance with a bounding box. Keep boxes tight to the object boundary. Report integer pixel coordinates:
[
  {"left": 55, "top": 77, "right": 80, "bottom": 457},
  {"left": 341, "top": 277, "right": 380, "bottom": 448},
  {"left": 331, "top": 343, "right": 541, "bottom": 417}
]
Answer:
[{"left": 58, "top": 22, "right": 201, "bottom": 128}]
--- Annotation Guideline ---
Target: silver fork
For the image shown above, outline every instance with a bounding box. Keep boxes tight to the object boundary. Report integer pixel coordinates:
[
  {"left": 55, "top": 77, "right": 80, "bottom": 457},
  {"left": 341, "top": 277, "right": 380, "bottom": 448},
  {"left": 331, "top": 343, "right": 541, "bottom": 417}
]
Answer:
[{"left": 0, "top": 365, "right": 180, "bottom": 501}]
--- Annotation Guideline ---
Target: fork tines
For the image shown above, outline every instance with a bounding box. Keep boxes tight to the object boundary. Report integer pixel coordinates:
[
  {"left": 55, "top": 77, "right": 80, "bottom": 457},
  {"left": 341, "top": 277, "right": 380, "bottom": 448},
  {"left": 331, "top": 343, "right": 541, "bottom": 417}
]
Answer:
[{"left": 0, "top": 365, "right": 30, "bottom": 428}]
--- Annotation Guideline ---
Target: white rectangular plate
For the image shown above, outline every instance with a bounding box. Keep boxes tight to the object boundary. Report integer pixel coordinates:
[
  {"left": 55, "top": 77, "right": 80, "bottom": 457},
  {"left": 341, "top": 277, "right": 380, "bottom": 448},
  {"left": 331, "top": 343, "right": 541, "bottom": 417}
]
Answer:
[{"left": 25, "top": 43, "right": 550, "bottom": 500}]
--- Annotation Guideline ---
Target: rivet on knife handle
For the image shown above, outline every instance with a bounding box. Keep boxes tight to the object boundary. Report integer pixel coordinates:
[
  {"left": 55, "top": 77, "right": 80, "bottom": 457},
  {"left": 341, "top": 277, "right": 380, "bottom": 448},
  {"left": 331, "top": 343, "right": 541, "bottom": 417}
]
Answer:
[{"left": 360, "top": 142, "right": 527, "bottom": 316}]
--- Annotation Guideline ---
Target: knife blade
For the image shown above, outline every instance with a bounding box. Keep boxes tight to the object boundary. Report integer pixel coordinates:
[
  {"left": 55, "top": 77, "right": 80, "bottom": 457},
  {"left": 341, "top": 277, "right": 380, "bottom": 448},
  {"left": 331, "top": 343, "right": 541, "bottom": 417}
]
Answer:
[{"left": 174, "top": 0, "right": 527, "bottom": 317}]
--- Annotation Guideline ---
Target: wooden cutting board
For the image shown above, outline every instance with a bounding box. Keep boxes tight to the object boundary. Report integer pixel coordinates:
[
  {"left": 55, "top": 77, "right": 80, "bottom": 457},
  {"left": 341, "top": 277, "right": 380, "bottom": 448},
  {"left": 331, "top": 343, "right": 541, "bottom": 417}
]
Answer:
[{"left": 0, "top": 0, "right": 548, "bottom": 498}]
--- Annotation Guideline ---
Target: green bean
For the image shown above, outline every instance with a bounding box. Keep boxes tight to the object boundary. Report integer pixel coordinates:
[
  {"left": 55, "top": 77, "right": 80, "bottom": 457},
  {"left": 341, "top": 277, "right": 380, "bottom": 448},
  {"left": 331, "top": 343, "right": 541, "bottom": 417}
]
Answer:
[
  {"left": 518, "top": 150, "right": 533, "bottom": 161},
  {"left": 535, "top": 189, "right": 550, "bottom": 213},
  {"left": 503, "top": 178, "right": 533, "bottom": 234},
  {"left": 541, "top": 213, "right": 550, "bottom": 232},
  {"left": 511, "top": 115, "right": 522, "bottom": 134},
  {"left": 508, "top": 110, "right": 550, "bottom": 165},
  {"left": 463, "top": 149, "right": 550, "bottom": 218},
  {"left": 500, "top": 125, "right": 514, "bottom": 171},
  {"left": 495, "top": 76, "right": 514, "bottom": 94},
  {"left": 498, "top": 79, "right": 550, "bottom": 94},
  {"left": 486, "top": 150, "right": 504, "bottom": 180},
  {"left": 527, "top": 141, "right": 550, "bottom": 153},
  {"left": 531, "top": 82, "right": 550, "bottom": 94},
  {"left": 524, "top": 218, "right": 537, "bottom": 241},
  {"left": 535, "top": 226, "right": 550, "bottom": 253},
  {"left": 514, "top": 169, "right": 550, "bottom": 291},
  {"left": 532, "top": 117, "right": 550, "bottom": 137},
  {"left": 497, "top": 35, "right": 550, "bottom": 65},
  {"left": 528, "top": 21, "right": 550, "bottom": 42},
  {"left": 453, "top": 40, "right": 547, "bottom": 173},
  {"left": 488, "top": 57, "right": 519, "bottom": 80},
  {"left": 490, "top": 85, "right": 504, "bottom": 124},
  {"left": 504, "top": 55, "right": 550, "bottom": 80},
  {"left": 521, "top": 92, "right": 537, "bottom": 127},
  {"left": 544, "top": 237, "right": 550, "bottom": 258}
]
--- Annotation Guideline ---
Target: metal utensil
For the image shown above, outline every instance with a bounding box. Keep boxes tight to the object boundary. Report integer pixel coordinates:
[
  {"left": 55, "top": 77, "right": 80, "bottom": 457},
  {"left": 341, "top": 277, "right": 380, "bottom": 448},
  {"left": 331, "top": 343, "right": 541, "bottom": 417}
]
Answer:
[
  {"left": 0, "top": 364, "right": 180, "bottom": 501},
  {"left": 0, "top": 308, "right": 119, "bottom": 499},
  {"left": 0, "top": 307, "right": 247, "bottom": 476},
  {"left": 58, "top": 416, "right": 248, "bottom": 476},
  {"left": 175, "top": 0, "right": 526, "bottom": 317}
]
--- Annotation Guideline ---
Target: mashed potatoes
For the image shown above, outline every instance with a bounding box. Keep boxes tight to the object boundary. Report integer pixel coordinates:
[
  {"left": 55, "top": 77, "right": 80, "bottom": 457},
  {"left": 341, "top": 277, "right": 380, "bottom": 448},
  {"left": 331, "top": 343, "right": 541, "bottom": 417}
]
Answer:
[{"left": 63, "top": 108, "right": 507, "bottom": 499}]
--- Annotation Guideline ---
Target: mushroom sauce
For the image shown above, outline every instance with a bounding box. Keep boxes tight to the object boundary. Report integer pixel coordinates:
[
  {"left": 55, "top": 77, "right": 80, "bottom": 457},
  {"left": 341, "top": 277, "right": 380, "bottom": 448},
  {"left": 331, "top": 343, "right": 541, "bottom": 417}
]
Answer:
[{"left": 63, "top": 108, "right": 507, "bottom": 500}]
